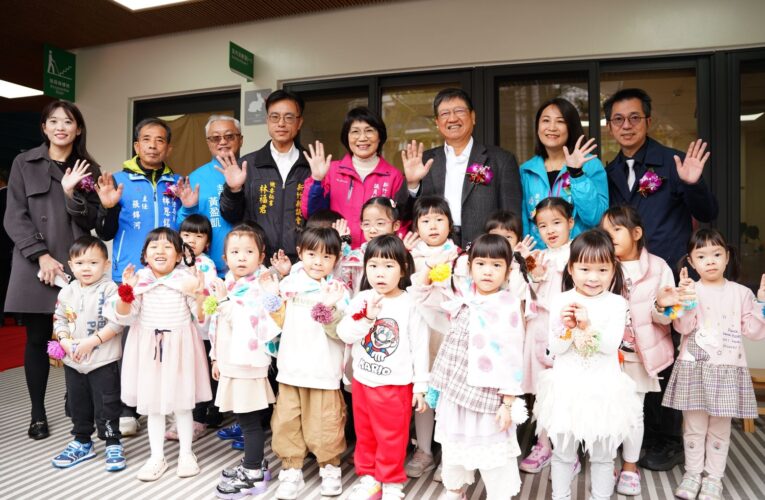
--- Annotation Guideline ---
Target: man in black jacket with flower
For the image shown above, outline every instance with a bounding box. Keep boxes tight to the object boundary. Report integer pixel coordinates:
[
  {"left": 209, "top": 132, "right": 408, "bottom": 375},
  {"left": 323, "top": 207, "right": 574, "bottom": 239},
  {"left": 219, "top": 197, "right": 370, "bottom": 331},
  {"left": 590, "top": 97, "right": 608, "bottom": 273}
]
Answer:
[
  {"left": 402, "top": 88, "right": 521, "bottom": 248},
  {"left": 604, "top": 88, "right": 718, "bottom": 474}
]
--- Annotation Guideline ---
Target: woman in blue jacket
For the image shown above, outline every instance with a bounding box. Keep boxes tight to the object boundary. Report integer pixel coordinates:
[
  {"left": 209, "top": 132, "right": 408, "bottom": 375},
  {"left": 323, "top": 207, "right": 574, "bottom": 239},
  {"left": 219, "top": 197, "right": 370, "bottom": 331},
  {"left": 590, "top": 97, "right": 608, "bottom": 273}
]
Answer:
[{"left": 520, "top": 98, "right": 608, "bottom": 248}]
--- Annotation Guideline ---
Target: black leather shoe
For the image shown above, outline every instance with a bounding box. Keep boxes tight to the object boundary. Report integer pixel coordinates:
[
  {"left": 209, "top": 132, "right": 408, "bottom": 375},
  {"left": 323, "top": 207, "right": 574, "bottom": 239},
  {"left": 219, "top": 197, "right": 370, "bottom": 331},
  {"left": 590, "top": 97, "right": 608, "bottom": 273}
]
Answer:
[
  {"left": 28, "top": 420, "right": 50, "bottom": 440},
  {"left": 639, "top": 441, "right": 684, "bottom": 471}
]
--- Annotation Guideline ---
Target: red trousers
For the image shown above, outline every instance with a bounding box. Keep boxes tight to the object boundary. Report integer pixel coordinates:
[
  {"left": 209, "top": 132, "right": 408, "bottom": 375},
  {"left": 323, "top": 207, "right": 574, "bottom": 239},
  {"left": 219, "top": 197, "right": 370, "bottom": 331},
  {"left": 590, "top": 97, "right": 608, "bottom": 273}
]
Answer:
[{"left": 352, "top": 378, "right": 413, "bottom": 484}]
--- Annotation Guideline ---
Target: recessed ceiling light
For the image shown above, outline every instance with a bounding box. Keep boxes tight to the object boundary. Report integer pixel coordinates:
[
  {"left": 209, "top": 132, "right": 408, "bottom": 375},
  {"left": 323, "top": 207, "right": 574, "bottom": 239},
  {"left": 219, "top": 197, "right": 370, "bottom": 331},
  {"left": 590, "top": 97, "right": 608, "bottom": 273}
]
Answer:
[
  {"left": 112, "top": 0, "right": 193, "bottom": 11},
  {"left": 0, "top": 80, "right": 43, "bottom": 99}
]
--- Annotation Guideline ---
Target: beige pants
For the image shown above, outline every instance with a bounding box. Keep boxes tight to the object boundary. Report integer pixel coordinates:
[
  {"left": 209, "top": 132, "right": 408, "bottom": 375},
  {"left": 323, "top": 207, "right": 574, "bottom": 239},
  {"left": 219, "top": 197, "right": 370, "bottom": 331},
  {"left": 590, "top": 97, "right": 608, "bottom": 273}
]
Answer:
[
  {"left": 270, "top": 383, "right": 346, "bottom": 469},
  {"left": 683, "top": 410, "right": 732, "bottom": 479}
]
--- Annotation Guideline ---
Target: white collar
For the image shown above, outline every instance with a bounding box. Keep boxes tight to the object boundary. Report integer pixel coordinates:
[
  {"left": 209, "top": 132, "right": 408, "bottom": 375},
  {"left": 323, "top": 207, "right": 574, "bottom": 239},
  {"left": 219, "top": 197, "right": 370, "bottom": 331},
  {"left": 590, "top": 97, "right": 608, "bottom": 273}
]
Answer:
[
  {"left": 444, "top": 137, "right": 474, "bottom": 160},
  {"left": 270, "top": 142, "right": 297, "bottom": 159}
]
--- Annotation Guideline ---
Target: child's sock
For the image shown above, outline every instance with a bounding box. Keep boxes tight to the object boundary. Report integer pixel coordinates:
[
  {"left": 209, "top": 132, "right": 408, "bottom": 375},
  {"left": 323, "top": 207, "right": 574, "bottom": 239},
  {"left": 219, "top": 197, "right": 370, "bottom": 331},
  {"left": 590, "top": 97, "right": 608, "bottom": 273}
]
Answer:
[
  {"left": 147, "top": 413, "right": 166, "bottom": 459},
  {"left": 414, "top": 408, "right": 435, "bottom": 455},
  {"left": 175, "top": 410, "right": 194, "bottom": 456}
]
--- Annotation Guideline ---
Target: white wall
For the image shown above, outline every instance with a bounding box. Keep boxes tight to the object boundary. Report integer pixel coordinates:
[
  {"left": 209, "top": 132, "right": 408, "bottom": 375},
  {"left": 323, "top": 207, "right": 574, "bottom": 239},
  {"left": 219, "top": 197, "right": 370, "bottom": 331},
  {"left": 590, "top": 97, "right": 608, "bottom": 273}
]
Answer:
[{"left": 74, "top": 0, "right": 765, "bottom": 365}]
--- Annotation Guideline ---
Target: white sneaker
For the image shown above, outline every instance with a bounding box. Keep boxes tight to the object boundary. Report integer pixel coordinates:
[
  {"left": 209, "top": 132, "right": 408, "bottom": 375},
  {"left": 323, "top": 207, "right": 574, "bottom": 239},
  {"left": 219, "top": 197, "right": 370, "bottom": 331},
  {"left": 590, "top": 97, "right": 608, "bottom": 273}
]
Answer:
[
  {"left": 348, "top": 475, "right": 382, "bottom": 500},
  {"left": 136, "top": 456, "right": 167, "bottom": 481},
  {"left": 119, "top": 416, "right": 140, "bottom": 437},
  {"left": 176, "top": 452, "right": 200, "bottom": 478},
  {"left": 275, "top": 468, "right": 305, "bottom": 499},
  {"left": 382, "top": 482, "right": 406, "bottom": 499},
  {"left": 319, "top": 464, "right": 343, "bottom": 496}
]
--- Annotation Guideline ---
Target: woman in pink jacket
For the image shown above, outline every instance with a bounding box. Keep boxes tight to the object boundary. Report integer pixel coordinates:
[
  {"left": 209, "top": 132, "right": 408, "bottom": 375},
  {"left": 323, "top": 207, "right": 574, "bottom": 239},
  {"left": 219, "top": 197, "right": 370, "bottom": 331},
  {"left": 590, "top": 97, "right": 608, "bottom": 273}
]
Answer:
[{"left": 301, "top": 107, "right": 408, "bottom": 247}]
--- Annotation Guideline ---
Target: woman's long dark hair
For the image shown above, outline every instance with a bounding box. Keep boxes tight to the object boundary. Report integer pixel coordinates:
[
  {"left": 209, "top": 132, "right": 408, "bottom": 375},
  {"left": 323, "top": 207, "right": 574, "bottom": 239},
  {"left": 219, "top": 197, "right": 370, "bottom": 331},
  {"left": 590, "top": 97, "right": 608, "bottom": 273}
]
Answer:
[
  {"left": 40, "top": 100, "right": 100, "bottom": 171},
  {"left": 533, "top": 97, "right": 586, "bottom": 159}
]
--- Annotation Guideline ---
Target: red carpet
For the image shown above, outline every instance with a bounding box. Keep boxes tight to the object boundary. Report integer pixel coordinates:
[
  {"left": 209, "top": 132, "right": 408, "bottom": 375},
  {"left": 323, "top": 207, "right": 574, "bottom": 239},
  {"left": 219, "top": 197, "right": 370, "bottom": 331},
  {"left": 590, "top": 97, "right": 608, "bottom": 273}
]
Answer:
[{"left": 0, "top": 325, "right": 25, "bottom": 371}]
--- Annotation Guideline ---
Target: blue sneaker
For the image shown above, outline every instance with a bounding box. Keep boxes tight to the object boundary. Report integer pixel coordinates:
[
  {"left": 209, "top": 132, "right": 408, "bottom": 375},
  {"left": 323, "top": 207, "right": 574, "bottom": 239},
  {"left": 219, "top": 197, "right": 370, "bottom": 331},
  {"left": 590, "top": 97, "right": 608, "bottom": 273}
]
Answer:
[
  {"left": 105, "top": 444, "right": 126, "bottom": 472},
  {"left": 231, "top": 436, "right": 244, "bottom": 450},
  {"left": 51, "top": 440, "right": 96, "bottom": 468},
  {"left": 217, "top": 423, "right": 242, "bottom": 440}
]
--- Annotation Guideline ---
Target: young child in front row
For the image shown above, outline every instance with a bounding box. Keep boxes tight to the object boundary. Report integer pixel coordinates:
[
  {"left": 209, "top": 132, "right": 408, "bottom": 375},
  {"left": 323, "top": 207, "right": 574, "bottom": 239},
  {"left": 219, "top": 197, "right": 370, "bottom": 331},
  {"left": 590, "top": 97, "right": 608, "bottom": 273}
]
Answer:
[
  {"left": 164, "top": 214, "right": 221, "bottom": 441},
  {"left": 413, "top": 234, "right": 529, "bottom": 500},
  {"left": 600, "top": 206, "right": 677, "bottom": 496},
  {"left": 270, "top": 227, "right": 350, "bottom": 500},
  {"left": 520, "top": 197, "right": 575, "bottom": 474},
  {"left": 209, "top": 224, "right": 283, "bottom": 499},
  {"left": 663, "top": 229, "right": 765, "bottom": 500},
  {"left": 50, "top": 236, "right": 126, "bottom": 472},
  {"left": 338, "top": 235, "right": 429, "bottom": 500},
  {"left": 534, "top": 229, "right": 641, "bottom": 500},
  {"left": 106, "top": 228, "right": 212, "bottom": 482},
  {"left": 405, "top": 195, "right": 461, "bottom": 480}
]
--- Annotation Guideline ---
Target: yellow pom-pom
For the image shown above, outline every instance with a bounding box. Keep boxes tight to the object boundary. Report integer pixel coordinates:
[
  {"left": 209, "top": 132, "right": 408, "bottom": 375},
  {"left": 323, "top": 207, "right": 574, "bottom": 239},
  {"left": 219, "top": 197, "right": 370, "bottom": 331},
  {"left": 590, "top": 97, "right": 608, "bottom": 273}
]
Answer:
[{"left": 428, "top": 263, "right": 452, "bottom": 283}]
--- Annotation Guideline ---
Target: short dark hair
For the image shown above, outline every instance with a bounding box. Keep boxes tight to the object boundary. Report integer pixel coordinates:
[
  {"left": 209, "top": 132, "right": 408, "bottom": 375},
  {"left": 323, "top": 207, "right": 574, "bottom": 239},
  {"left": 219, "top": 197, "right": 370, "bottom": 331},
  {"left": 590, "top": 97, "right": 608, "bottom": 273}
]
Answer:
[
  {"left": 562, "top": 229, "right": 624, "bottom": 294},
  {"left": 360, "top": 235, "right": 414, "bottom": 291},
  {"left": 533, "top": 98, "right": 586, "bottom": 159},
  {"left": 134, "top": 118, "right": 172, "bottom": 143},
  {"left": 340, "top": 107, "right": 387, "bottom": 155},
  {"left": 266, "top": 89, "right": 305, "bottom": 116},
  {"left": 603, "top": 88, "right": 652, "bottom": 121},
  {"left": 140, "top": 227, "right": 192, "bottom": 267},
  {"left": 681, "top": 228, "right": 739, "bottom": 280},
  {"left": 306, "top": 210, "right": 343, "bottom": 229},
  {"left": 433, "top": 88, "right": 474, "bottom": 116},
  {"left": 69, "top": 235, "right": 109, "bottom": 260},
  {"left": 601, "top": 205, "right": 646, "bottom": 252},
  {"left": 224, "top": 222, "right": 266, "bottom": 255},
  {"left": 533, "top": 197, "right": 574, "bottom": 223},
  {"left": 412, "top": 195, "right": 453, "bottom": 233},
  {"left": 361, "top": 197, "right": 399, "bottom": 222},
  {"left": 297, "top": 227, "right": 342, "bottom": 259},
  {"left": 180, "top": 214, "right": 213, "bottom": 246},
  {"left": 484, "top": 210, "right": 522, "bottom": 240}
]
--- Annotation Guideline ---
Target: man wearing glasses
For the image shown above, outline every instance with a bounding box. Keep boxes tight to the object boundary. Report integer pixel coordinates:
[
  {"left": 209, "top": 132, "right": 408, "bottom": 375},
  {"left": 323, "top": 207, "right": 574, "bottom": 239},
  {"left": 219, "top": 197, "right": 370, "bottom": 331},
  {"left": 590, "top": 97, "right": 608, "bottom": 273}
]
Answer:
[
  {"left": 175, "top": 115, "right": 243, "bottom": 276},
  {"left": 218, "top": 90, "right": 310, "bottom": 261},
  {"left": 603, "top": 88, "right": 717, "bottom": 474},
  {"left": 402, "top": 88, "right": 522, "bottom": 248}
]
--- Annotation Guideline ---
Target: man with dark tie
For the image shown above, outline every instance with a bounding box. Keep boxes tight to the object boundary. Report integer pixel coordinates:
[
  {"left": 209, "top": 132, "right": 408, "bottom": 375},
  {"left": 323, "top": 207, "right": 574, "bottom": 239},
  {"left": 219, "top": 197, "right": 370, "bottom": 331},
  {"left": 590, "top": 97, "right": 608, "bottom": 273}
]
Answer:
[{"left": 603, "top": 87, "right": 718, "bottom": 473}]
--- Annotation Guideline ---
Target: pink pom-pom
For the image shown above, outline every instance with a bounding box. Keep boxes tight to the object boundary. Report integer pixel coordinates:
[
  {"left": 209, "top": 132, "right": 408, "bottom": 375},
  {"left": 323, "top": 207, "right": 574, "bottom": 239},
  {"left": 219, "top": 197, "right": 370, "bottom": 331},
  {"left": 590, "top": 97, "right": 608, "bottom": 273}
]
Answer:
[
  {"left": 47, "top": 340, "right": 66, "bottom": 360},
  {"left": 311, "top": 303, "right": 334, "bottom": 325},
  {"left": 248, "top": 339, "right": 259, "bottom": 351}
]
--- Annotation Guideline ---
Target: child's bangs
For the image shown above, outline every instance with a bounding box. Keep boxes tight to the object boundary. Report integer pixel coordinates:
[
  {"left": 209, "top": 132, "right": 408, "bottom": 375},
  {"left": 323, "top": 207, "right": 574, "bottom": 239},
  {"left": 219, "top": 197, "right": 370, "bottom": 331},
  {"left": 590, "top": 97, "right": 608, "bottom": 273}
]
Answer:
[
  {"left": 573, "top": 244, "right": 614, "bottom": 265},
  {"left": 468, "top": 235, "right": 512, "bottom": 264},
  {"left": 688, "top": 228, "right": 727, "bottom": 252}
]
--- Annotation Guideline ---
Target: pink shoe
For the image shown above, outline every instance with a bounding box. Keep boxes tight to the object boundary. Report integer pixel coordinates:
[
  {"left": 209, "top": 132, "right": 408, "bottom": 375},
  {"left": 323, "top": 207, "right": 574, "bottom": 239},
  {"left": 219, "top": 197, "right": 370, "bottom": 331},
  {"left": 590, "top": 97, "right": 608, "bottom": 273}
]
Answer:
[
  {"left": 616, "top": 470, "right": 641, "bottom": 496},
  {"left": 191, "top": 422, "right": 207, "bottom": 442},
  {"left": 165, "top": 423, "right": 179, "bottom": 441},
  {"left": 520, "top": 442, "right": 552, "bottom": 473}
]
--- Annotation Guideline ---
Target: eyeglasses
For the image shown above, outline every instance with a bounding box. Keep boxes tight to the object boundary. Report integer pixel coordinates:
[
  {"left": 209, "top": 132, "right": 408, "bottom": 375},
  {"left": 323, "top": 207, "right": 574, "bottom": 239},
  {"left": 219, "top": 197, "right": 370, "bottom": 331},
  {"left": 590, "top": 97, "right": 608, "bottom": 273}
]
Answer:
[
  {"left": 206, "top": 133, "right": 241, "bottom": 143},
  {"left": 349, "top": 127, "right": 379, "bottom": 138},
  {"left": 437, "top": 107, "right": 469, "bottom": 120},
  {"left": 361, "top": 220, "right": 393, "bottom": 231},
  {"left": 608, "top": 114, "right": 647, "bottom": 128},
  {"left": 268, "top": 113, "right": 300, "bottom": 124}
]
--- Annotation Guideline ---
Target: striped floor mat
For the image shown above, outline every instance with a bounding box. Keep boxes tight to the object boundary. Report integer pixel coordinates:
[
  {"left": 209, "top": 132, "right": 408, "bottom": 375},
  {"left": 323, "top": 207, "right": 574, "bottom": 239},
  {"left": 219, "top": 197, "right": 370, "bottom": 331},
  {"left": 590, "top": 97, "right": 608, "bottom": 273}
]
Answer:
[{"left": 0, "top": 367, "right": 761, "bottom": 499}]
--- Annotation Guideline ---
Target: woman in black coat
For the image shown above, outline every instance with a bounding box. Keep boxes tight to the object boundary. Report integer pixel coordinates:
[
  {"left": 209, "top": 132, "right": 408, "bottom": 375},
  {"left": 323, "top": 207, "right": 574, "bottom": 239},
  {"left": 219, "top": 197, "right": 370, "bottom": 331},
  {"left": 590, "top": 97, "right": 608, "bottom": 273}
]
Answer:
[{"left": 4, "top": 100, "right": 101, "bottom": 439}]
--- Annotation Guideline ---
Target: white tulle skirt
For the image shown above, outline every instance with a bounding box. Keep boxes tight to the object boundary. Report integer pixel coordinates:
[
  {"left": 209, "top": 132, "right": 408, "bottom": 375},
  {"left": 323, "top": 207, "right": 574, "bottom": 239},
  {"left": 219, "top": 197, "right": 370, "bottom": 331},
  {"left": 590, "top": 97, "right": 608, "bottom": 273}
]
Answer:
[{"left": 534, "top": 363, "right": 641, "bottom": 454}]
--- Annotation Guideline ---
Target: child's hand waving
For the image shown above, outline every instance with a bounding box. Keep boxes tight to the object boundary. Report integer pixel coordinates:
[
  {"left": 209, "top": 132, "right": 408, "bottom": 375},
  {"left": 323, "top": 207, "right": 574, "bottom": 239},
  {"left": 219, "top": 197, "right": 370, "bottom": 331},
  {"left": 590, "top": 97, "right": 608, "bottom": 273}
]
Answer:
[
  {"left": 321, "top": 281, "right": 345, "bottom": 308},
  {"left": 122, "top": 264, "right": 138, "bottom": 288},
  {"left": 656, "top": 286, "right": 680, "bottom": 308},
  {"left": 209, "top": 278, "right": 227, "bottom": 299},
  {"left": 270, "top": 250, "right": 292, "bottom": 277},
  {"left": 332, "top": 219, "right": 350, "bottom": 238},
  {"left": 366, "top": 291, "right": 384, "bottom": 319},
  {"left": 514, "top": 236, "right": 536, "bottom": 258},
  {"left": 401, "top": 232, "right": 421, "bottom": 251}
]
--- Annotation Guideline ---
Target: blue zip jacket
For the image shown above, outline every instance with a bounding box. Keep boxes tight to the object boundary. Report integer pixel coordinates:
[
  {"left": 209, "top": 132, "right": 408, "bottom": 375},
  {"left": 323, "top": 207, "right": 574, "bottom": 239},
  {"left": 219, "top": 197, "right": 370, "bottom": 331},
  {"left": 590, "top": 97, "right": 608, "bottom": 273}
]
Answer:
[
  {"left": 520, "top": 155, "right": 608, "bottom": 249},
  {"left": 109, "top": 157, "right": 180, "bottom": 281},
  {"left": 176, "top": 158, "right": 231, "bottom": 277}
]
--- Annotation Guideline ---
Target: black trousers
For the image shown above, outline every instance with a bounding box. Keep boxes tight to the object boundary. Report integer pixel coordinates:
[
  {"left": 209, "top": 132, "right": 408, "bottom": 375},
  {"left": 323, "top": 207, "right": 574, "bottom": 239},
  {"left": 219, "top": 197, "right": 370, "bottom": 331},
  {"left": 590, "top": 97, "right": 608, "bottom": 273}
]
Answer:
[
  {"left": 643, "top": 330, "right": 683, "bottom": 445},
  {"left": 192, "top": 339, "right": 218, "bottom": 423},
  {"left": 64, "top": 362, "right": 122, "bottom": 444},
  {"left": 21, "top": 313, "right": 53, "bottom": 421},
  {"left": 237, "top": 409, "right": 268, "bottom": 469}
]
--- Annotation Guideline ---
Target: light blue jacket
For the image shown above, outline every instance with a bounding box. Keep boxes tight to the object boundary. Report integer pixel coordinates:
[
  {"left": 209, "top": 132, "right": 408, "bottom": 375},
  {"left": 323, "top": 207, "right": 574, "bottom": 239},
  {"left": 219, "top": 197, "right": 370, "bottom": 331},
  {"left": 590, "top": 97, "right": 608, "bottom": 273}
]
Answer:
[
  {"left": 520, "top": 155, "right": 608, "bottom": 249},
  {"left": 176, "top": 158, "right": 231, "bottom": 277}
]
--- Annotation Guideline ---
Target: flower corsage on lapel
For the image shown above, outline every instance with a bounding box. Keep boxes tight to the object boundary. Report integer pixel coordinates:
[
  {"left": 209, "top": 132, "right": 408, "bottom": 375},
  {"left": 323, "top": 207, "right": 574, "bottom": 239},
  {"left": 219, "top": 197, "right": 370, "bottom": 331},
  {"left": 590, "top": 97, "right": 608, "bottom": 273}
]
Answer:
[
  {"left": 76, "top": 176, "right": 96, "bottom": 193},
  {"left": 163, "top": 182, "right": 178, "bottom": 199},
  {"left": 466, "top": 162, "right": 493, "bottom": 186},
  {"left": 637, "top": 168, "right": 665, "bottom": 198}
]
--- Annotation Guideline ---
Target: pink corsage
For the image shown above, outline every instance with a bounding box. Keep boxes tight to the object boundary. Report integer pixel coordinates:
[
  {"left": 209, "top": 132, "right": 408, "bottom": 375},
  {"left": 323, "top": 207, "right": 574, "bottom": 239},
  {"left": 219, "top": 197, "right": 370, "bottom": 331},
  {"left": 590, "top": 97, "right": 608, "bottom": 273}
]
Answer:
[
  {"left": 352, "top": 303, "right": 368, "bottom": 321},
  {"left": 466, "top": 163, "right": 494, "bottom": 185},
  {"left": 311, "top": 303, "right": 335, "bottom": 325},
  {"left": 637, "top": 168, "right": 665, "bottom": 197},
  {"left": 76, "top": 176, "right": 96, "bottom": 193},
  {"left": 559, "top": 172, "right": 571, "bottom": 194},
  {"left": 47, "top": 340, "right": 66, "bottom": 360},
  {"left": 163, "top": 183, "right": 178, "bottom": 198}
]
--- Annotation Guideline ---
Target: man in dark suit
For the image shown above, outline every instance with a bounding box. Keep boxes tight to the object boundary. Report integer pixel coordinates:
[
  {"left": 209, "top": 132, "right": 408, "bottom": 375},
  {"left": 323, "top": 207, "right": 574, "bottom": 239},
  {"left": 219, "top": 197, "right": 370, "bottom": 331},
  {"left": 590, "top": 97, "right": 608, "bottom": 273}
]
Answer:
[
  {"left": 603, "top": 88, "right": 718, "bottom": 474},
  {"left": 402, "top": 88, "right": 522, "bottom": 247}
]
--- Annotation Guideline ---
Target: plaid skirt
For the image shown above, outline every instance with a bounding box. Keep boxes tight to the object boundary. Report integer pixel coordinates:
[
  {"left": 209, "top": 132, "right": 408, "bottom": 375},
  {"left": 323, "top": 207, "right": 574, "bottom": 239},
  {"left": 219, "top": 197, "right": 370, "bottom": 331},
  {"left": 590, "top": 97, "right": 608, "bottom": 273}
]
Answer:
[{"left": 663, "top": 359, "right": 757, "bottom": 418}]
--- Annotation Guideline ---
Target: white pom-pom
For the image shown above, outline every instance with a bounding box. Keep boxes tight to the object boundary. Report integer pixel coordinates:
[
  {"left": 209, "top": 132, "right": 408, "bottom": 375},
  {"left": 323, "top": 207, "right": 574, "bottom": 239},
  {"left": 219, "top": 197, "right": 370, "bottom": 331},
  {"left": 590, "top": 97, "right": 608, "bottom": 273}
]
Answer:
[{"left": 511, "top": 398, "right": 529, "bottom": 425}]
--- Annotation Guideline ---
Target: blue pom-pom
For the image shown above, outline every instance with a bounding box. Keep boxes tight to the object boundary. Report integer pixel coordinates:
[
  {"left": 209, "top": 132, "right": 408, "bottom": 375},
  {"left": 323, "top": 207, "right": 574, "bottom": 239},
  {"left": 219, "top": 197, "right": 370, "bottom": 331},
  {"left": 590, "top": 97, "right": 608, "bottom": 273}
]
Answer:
[
  {"left": 263, "top": 294, "right": 282, "bottom": 313},
  {"left": 425, "top": 387, "right": 440, "bottom": 409}
]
